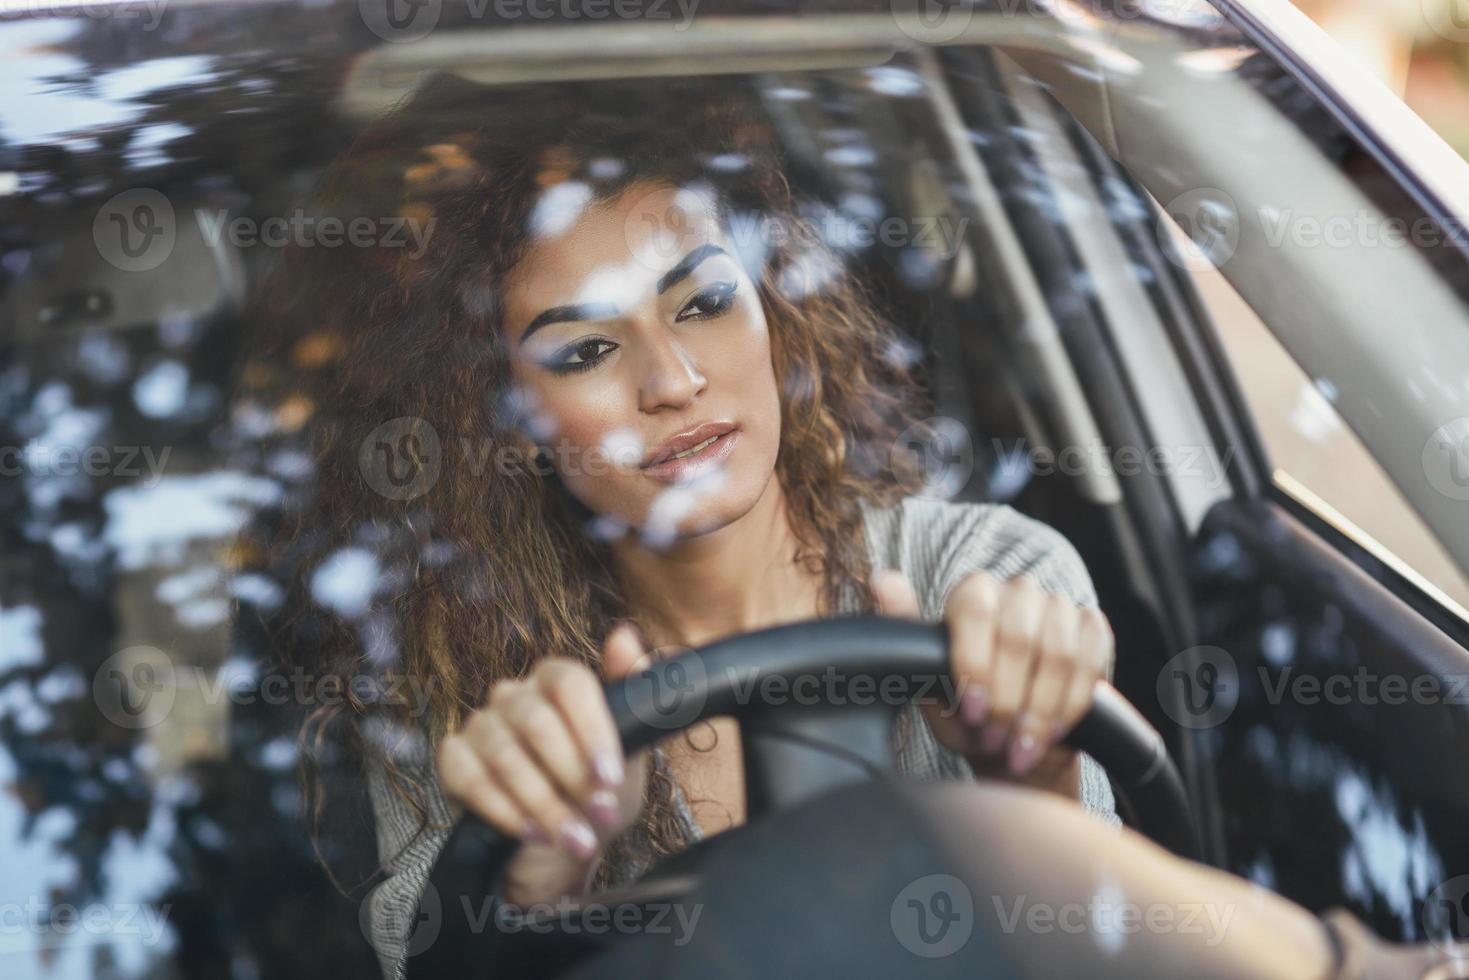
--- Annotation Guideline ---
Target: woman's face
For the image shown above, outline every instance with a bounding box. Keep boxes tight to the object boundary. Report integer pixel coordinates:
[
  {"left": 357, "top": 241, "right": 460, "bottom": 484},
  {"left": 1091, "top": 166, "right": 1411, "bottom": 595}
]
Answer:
[{"left": 502, "top": 182, "right": 783, "bottom": 545}]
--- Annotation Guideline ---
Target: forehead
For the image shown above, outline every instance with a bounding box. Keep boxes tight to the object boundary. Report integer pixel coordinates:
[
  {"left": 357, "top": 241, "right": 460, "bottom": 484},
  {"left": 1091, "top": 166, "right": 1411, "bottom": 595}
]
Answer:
[{"left": 504, "top": 182, "right": 726, "bottom": 327}]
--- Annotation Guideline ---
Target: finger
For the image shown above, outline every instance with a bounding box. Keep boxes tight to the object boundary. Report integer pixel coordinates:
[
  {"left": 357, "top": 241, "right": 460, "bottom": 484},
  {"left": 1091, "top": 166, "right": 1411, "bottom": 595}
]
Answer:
[
  {"left": 503, "top": 683, "right": 606, "bottom": 826},
  {"left": 1058, "top": 607, "right": 1112, "bottom": 736},
  {"left": 871, "top": 568, "right": 922, "bottom": 620},
  {"left": 1010, "top": 594, "right": 1079, "bottom": 775},
  {"left": 981, "top": 576, "right": 1046, "bottom": 756},
  {"left": 437, "top": 734, "right": 538, "bottom": 843},
  {"left": 540, "top": 657, "right": 625, "bottom": 791},
  {"left": 589, "top": 622, "right": 654, "bottom": 789},
  {"left": 944, "top": 571, "right": 1000, "bottom": 728},
  {"left": 602, "top": 621, "right": 653, "bottom": 680},
  {"left": 470, "top": 711, "right": 598, "bottom": 860}
]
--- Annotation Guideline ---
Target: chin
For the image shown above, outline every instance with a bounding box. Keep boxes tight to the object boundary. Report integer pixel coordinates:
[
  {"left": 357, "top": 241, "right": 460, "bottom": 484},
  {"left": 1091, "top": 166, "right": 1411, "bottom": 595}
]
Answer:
[{"left": 624, "top": 464, "right": 775, "bottom": 547}]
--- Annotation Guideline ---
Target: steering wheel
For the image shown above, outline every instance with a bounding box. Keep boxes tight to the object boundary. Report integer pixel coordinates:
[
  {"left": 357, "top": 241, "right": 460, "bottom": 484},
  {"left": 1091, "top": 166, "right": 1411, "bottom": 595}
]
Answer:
[{"left": 406, "top": 616, "right": 1199, "bottom": 977}]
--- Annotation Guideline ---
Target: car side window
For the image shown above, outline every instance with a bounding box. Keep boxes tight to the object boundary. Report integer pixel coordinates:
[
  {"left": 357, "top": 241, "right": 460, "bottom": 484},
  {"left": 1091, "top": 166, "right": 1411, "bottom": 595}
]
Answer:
[{"left": 1162, "top": 214, "right": 1469, "bottom": 616}]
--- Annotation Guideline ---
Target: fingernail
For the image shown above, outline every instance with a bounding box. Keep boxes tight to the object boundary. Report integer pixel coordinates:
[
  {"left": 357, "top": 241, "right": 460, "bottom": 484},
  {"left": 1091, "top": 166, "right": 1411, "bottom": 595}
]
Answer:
[
  {"left": 1009, "top": 732, "right": 1041, "bottom": 775},
  {"left": 593, "top": 750, "right": 624, "bottom": 788},
  {"left": 587, "top": 790, "right": 619, "bottom": 830},
  {"left": 980, "top": 724, "right": 1008, "bottom": 755},
  {"left": 961, "top": 687, "right": 989, "bottom": 727},
  {"left": 523, "top": 820, "right": 551, "bottom": 845},
  {"left": 560, "top": 818, "right": 598, "bottom": 860}
]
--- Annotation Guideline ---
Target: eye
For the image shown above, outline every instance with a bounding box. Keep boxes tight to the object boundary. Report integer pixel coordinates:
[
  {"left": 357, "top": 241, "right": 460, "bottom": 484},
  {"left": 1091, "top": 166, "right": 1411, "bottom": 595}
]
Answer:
[
  {"left": 547, "top": 338, "right": 617, "bottom": 375},
  {"left": 675, "top": 281, "right": 737, "bottom": 322}
]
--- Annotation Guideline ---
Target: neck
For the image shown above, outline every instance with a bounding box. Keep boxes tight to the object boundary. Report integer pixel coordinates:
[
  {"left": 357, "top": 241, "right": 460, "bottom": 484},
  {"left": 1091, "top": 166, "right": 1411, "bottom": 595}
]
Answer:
[{"left": 610, "top": 479, "right": 822, "bottom": 650}]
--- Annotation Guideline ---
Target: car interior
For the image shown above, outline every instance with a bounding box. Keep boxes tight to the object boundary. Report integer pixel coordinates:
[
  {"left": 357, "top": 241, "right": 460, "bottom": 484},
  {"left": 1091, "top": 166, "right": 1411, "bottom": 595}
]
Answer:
[{"left": 4, "top": 3, "right": 1469, "bottom": 977}]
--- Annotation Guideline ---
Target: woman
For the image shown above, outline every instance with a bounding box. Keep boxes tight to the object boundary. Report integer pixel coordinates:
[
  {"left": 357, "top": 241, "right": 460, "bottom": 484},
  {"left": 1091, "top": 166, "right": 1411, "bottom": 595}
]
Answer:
[{"left": 252, "top": 74, "right": 1118, "bottom": 979}]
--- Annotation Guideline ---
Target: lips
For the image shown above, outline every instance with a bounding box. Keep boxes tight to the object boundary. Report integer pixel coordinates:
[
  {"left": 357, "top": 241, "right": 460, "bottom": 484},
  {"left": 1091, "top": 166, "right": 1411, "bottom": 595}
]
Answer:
[
  {"left": 643, "top": 423, "right": 740, "bottom": 481},
  {"left": 641, "top": 421, "right": 738, "bottom": 469}
]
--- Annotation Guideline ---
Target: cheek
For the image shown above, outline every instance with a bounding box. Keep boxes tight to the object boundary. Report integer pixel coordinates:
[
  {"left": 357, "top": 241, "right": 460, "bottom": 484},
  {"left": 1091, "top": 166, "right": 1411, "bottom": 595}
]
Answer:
[
  {"left": 535, "top": 382, "right": 634, "bottom": 468},
  {"left": 737, "top": 324, "right": 781, "bottom": 422},
  {"left": 702, "top": 308, "right": 777, "bottom": 395},
  {"left": 514, "top": 371, "right": 647, "bottom": 511}
]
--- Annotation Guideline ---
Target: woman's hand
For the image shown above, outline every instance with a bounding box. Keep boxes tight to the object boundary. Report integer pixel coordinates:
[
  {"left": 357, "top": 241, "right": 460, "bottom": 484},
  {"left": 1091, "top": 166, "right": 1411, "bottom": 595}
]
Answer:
[
  {"left": 871, "top": 568, "right": 1115, "bottom": 793},
  {"left": 435, "top": 623, "right": 652, "bottom": 904}
]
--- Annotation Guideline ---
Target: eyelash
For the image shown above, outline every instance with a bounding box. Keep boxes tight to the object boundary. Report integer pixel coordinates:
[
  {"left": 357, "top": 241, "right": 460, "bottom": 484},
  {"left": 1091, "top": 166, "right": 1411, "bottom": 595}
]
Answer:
[
  {"left": 674, "top": 281, "right": 738, "bottom": 322},
  {"left": 546, "top": 281, "right": 739, "bottom": 375},
  {"left": 548, "top": 339, "right": 617, "bottom": 375}
]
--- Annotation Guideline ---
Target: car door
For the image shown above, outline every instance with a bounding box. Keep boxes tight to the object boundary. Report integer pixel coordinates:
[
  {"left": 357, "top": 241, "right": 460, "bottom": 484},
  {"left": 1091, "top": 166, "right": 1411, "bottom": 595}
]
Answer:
[{"left": 929, "top": 0, "right": 1469, "bottom": 946}]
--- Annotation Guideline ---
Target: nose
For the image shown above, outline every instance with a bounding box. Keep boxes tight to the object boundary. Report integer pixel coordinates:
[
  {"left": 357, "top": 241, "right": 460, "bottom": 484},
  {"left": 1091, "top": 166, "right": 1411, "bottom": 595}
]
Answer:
[{"left": 637, "top": 325, "right": 707, "bottom": 413}]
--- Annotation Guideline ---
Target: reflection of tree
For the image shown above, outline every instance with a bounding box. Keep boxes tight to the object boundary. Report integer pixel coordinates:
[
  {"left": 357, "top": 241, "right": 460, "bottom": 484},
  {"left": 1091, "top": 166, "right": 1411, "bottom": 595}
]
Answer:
[{"left": 0, "top": 14, "right": 380, "bottom": 977}]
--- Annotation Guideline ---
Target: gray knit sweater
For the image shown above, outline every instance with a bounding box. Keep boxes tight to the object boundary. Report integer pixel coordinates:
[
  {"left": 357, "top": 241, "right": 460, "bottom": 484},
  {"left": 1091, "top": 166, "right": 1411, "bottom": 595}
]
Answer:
[{"left": 362, "top": 498, "right": 1119, "bottom": 978}]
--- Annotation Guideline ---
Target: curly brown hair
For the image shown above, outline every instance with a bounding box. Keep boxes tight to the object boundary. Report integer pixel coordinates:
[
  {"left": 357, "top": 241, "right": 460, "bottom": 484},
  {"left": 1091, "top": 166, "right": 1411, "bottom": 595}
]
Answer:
[{"left": 245, "top": 72, "right": 934, "bottom": 891}]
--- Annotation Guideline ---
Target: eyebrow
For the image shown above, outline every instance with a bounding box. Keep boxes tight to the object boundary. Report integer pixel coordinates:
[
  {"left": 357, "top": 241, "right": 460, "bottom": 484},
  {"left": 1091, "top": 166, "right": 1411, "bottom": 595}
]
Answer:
[
  {"left": 656, "top": 243, "right": 728, "bottom": 295},
  {"left": 519, "top": 244, "right": 732, "bottom": 342},
  {"left": 519, "top": 302, "right": 620, "bottom": 342}
]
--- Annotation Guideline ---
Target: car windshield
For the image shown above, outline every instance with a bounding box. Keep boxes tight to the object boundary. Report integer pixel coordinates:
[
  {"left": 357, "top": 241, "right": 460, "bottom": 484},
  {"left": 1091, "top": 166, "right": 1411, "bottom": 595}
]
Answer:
[{"left": 4, "top": 2, "right": 1469, "bottom": 977}]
